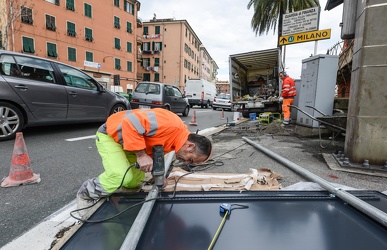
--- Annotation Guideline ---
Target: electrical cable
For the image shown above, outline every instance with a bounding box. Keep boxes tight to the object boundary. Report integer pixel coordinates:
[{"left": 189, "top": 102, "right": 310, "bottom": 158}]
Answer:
[{"left": 70, "top": 163, "right": 137, "bottom": 223}]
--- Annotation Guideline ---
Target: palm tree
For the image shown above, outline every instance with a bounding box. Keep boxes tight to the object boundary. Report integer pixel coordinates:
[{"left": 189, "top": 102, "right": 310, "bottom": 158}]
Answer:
[{"left": 247, "top": 0, "right": 320, "bottom": 45}]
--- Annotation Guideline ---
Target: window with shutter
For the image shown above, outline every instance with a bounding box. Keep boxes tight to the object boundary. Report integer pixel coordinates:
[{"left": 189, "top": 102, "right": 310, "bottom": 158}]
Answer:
[
  {"left": 47, "top": 43, "right": 58, "bottom": 58},
  {"left": 68, "top": 47, "right": 76, "bottom": 62},
  {"left": 22, "top": 37, "right": 35, "bottom": 53},
  {"left": 66, "top": 0, "right": 75, "bottom": 10}
]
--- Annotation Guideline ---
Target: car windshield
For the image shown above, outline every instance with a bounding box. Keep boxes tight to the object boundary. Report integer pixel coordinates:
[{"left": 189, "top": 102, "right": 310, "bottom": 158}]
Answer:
[
  {"left": 217, "top": 94, "right": 230, "bottom": 99},
  {"left": 135, "top": 83, "right": 160, "bottom": 94}
]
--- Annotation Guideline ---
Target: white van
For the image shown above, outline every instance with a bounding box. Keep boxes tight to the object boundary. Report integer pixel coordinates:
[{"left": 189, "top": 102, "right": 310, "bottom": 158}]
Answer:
[{"left": 184, "top": 79, "right": 217, "bottom": 108}]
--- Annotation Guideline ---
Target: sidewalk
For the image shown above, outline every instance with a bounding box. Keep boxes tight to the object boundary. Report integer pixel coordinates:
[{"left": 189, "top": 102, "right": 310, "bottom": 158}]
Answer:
[{"left": 2, "top": 120, "right": 386, "bottom": 249}]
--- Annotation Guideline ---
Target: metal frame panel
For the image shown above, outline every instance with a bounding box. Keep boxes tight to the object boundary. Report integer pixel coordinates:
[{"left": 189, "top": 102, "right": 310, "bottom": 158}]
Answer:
[{"left": 61, "top": 191, "right": 387, "bottom": 250}]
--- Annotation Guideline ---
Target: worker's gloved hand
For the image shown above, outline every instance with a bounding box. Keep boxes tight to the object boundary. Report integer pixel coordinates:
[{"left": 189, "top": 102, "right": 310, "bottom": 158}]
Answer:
[{"left": 279, "top": 97, "right": 284, "bottom": 102}]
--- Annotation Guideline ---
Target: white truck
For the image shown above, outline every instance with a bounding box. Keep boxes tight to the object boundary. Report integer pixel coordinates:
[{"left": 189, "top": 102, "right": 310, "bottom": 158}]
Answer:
[
  {"left": 184, "top": 79, "right": 217, "bottom": 108},
  {"left": 229, "top": 48, "right": 283, "bottom": 118}
]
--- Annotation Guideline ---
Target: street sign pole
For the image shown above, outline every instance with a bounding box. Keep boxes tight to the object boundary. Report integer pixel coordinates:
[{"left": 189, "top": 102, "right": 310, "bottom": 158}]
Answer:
[{"left": 282, "top": 45, "right": 286, "bottom": 70}]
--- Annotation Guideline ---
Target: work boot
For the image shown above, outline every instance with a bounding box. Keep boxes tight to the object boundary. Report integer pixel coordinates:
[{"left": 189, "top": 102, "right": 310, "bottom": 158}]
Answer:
[
  {"left": 282, "top": 119, "right": 290, "bottom": 125},
  {"left": 76, "top": 192, "right": 96, "bottom": 219}
]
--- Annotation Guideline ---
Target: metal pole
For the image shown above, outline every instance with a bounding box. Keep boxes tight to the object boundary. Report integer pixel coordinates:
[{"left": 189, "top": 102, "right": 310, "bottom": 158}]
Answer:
[
  {"left": 119, "top": 151, "right": 176, "bottom": 250},
  {"left": 314, "top": 41, "right": 318, "bottom": 55},
  {"left": 242, "top": 137, "right": 387, "bottom": 228}
]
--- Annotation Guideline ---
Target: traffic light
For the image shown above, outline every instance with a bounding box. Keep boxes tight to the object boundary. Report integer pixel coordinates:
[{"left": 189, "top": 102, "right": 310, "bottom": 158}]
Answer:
[{"left": 113, "top": 74, "right": 120, "bottom": 85}]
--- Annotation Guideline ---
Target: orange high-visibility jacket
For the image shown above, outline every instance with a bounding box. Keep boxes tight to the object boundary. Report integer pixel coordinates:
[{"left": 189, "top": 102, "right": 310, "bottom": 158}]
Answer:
[
  {"left": 101, "top": 108, "right": 190, "bottom": 156},
  {"left": 281, "top": 76, "right": 297, "bottom": 98}
]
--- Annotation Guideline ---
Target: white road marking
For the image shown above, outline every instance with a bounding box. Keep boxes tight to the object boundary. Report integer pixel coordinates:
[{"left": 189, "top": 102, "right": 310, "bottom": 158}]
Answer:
[{"left": 65, "top": 135, "right": 96, "bottom": 141}]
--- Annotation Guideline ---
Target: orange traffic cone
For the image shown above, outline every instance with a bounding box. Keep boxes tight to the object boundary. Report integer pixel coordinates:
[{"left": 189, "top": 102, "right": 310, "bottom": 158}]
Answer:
[
  {"left": 189, "top": 110, "right": 198, "bottom": 126},
  {"left": 220, "top": 109, "right": 225, "bottom": 119},
  {"left": 1, "top": 132, "right": 40, "bottom": 188}
]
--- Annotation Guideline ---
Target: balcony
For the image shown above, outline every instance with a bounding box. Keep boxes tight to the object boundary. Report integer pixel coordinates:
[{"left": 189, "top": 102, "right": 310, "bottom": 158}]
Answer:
[
  {"left": 137, "top": 54, "right": 142, "bottom": 62},
  {"left": 137, "top": 18, "right": 143, "bottom": 28},
  {"left": 136, "top": 35, "right": 142, "bottom": 44}
]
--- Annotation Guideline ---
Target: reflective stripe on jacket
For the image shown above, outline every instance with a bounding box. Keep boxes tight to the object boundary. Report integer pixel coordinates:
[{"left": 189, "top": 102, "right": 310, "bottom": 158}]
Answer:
[
  {"left": 281, "top": 76, "right": 297, "bottom": 98},
  {"left": 98, "top": 108, "right": 190, "bottom": 156}
]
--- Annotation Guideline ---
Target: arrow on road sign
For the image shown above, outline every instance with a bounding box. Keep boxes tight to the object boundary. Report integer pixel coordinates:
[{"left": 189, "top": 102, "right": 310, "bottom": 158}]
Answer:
[
  {"left": 280, "top": 37, "right": 287, "bottom": 44},
  {"left": 279, "top": 29, "right": 331, "bottom": 46}
]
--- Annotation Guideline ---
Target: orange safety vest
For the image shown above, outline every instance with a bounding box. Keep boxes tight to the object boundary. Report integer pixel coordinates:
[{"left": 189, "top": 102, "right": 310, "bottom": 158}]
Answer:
[
  {"left": 100, "top": 108, "right": 190, "bottom": 156},
  {"left": 281, "top": 76, "right": 297, "bottom": 98}
]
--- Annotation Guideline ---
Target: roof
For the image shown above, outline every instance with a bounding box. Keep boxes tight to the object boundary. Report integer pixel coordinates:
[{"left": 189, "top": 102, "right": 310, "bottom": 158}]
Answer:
[
  {"left": 324, "top": 0, "right": 343, "bottom": 11},
  {"left": 229, "top": 48, "right": 282, "bottom": 72}
]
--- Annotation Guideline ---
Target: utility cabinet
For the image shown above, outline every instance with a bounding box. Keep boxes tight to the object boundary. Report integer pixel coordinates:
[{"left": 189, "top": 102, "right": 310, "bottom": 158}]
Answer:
[{"left": 297, "top": 54, "right": 339, "bottom": 127}]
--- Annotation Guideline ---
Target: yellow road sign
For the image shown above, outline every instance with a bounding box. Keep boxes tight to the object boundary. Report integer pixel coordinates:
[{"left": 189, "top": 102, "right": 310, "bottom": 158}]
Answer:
[{"left": 279, "top": 29, "right": 331, "bottom": 46}]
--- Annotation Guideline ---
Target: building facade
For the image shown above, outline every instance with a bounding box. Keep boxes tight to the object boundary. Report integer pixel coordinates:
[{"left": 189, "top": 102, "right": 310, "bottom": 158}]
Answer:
[
  {"left": 139, "top": 17, "right": 218, "bottom": 91},
  {"left": 216, "top": 80, "right": 230, "bottom": 94},
  {"left": 0, "top": 0, "right": 141, "bottom": 92}
]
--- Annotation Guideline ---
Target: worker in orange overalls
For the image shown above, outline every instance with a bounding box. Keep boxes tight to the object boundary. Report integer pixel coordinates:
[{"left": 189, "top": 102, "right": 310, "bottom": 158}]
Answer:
[
  {"left": 76, "top": 108, "right": 212, "bottom": 217},
  {"left": 279, "top": 72, "right": 297, "bottom": 125}
]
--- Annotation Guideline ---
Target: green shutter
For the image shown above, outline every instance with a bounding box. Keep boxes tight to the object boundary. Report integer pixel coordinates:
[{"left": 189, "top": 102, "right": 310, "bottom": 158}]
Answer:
[
  {"left": 47, "top": 43, "right": 57, "bottom": 58},
  {"left": 143, "top": 27, "right": 148, "bottom": 35},
  {"left": 84, "top": 4, "right": 92, "bottom": 18},
  {"left": 22, "top": 37, "right": 35, "bottom": 53},
  {"left": 154, "top": 73, "right": 159, "bottom": 82},
  {"left": 115, "top": 58, "right": 121, "bottom": 70},
  {"left": 114, "top": 16, "right": 120, "bottom": 28},
  {"left": 66, "top": 0, "right": 75, "bottom": 10},
  {"left": 115, "top": 38, "right": 121, "bottom": 49},
  {"left": 155, "top": 26, "right": 160, "bottom": 34},
  {"left": 127, "top": 42, "right": 132, "bottom": 52},
  {"left": 155, "top": 58, "right": 159, "bottom": 66},
  {"left": 67, "top": 22, "right": 76, "bottom": 36},
  {"left": 126, "top": 22, "right": 132, "bottom": 33},
  {"left": 86, "top": 51, "right": 93, "bottom": 62},
  {"left": 68, "top": 47, "right": 76, "bottom": 61},
  {"left": 127, "top": 61, "right": 132, "bottom": 72},
  {"left": 85, "top": 28, "right": 93, "bottom": 41}
]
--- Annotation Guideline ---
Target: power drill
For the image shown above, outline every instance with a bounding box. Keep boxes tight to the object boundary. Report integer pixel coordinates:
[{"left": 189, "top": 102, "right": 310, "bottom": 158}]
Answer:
[{"left": 152, "top": 145, "right": 165, "bottom": 188}]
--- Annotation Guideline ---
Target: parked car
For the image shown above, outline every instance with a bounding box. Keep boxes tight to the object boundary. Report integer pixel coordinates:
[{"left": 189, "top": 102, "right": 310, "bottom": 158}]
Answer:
[
  {"left": 130, "top": 81, "right": 190, "bottom": 116},
  {"left": 213, "top": 93, "right": 232, "bottom": 111},
  {"left": 0, "top": 50, "right": 130, "bottom": 141}
]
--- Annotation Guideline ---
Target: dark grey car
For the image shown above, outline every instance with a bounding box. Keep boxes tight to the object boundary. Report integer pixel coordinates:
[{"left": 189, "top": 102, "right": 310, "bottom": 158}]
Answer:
[
  {"left": 0, "top": 51, "right": 130, "bottom": 141},
  {"left": 130, "top": 82, "right": 190, "bottom": 116}
]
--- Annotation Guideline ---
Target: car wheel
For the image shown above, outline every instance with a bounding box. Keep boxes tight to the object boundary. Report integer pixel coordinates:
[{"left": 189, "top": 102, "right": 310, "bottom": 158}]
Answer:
[
  {"left": 110, "top": 104, "right": 127, "bottom": 115},
  {"left": 165, "top": 105, "right": 171, "bottom": 111},
  {"left": 182, "top": 106, "right": 190, "bottom": 117},
  {"left": 190, "top": 104, "right": 193, "bottom": 108},
  {"left": 205, "top": 101, "right": 209, "bottom": 109},
  {"left": 213, "top": 107, "right": 217, "bottom": 110},
  {"left": 0, "top": 102, "right": 24, "bottom": 142}
]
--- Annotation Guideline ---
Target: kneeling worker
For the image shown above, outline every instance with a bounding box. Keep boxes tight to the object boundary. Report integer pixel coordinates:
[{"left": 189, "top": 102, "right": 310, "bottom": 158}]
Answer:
[{"left": 77, "top": 108, "right": 212, "bottom": 214}]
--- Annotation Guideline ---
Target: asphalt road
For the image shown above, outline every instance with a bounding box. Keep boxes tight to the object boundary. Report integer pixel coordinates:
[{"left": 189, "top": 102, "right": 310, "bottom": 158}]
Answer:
[{"left": 0, "top": 107, "right": 234, "bottom": 248}]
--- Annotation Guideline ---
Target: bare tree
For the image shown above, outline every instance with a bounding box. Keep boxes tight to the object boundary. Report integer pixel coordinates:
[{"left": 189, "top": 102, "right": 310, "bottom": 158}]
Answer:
[{"left": 0, "top": 0, "right": 31, "bottom": 51}]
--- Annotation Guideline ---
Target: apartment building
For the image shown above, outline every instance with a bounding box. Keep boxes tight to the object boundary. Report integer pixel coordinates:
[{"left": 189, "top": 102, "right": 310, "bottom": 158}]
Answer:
[
  {"left": 216, "top": 80, "right": 230, "bottom": 94},
  {"left": 139, "top": 17, "right": 218, "bottom": 91},
  {"left": 0, "top": 0, "right": 141, "bottom": 92}
]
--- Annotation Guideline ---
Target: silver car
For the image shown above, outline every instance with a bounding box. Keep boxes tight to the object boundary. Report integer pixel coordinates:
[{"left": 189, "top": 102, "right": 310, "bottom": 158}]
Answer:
[
  {"left": 0, "top": 50, "right": 130, "bottom": 141},
  {"left": 212, "top": 93, "right": 231, "bottom": 111},
  {"left": 130, "top": 82, "right": 190, "bottom": 116}
]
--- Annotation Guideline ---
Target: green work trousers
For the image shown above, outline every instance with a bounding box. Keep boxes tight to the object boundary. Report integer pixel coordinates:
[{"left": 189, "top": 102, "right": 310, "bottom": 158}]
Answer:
[
  {"left": 78, "top": 132, "right": 145, "bottom": 200},
  {"left": 96, "top": 132, "right": 145, "bottom": 194}
]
